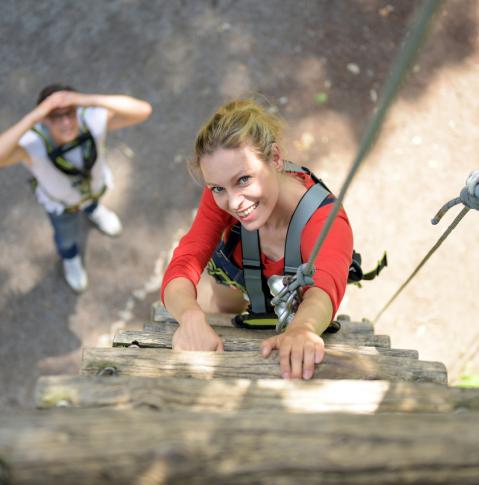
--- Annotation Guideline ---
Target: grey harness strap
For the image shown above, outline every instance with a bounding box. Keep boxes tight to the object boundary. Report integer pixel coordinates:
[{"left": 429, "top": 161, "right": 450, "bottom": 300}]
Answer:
[
  {"left": 241, "top": 163, "right": 331, "bottom": 313},
  {"left": 284, "top": 182, "right": 330, "bottom": 274},
  {"left": 241, "top": 228, "right": 267, "bottom": 313}
]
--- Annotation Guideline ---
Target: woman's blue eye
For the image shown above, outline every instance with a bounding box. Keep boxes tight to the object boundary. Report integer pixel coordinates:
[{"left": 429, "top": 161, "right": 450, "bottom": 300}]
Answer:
[
  {"left": 211, "top": 186, "right": 224, "bottom": 194},
  {"left": 238, "top": 176, "right": 250, "bottom": 185}
]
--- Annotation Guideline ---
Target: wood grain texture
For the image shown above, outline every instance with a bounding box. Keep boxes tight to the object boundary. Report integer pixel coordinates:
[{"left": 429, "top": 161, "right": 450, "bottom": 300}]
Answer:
[
  {"left": 143, "top": 321, "right": 391, "bottom": 347},
  {"left": 150, "top": 303, "right": 374, "bottom": 334},
  {"left": 1, "top": 408, "right": 479, "bottom": 484},
  {"left": 81, "top": 348, "right": 447, "bottom": 383},
  {"left": 114, "top": 329, "right": 418, "bottom": 358},
  {"left": 35, "top": 375, "right": 479, "bottom": 413}
]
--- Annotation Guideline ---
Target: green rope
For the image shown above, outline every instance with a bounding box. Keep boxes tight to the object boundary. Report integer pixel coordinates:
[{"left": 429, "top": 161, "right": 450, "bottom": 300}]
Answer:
[
  {"left": 304, "top": 0, "right": 443, "bottom": 276},
  {"left": 373, "top": 206, "right": 469, "bottom": 324}
]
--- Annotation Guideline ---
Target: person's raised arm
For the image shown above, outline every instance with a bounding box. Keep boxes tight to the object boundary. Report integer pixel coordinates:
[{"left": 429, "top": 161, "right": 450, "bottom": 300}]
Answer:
[
  {"left": 0, "top": 97, "right": 57, "bottom": 168},
  {"left": 163, "top": 277, "right": 224, "bottom": 352},
  {"left": 0, "top": 90, "right": 99, "bottom": 168},
  {"left": 0, "top": 118, "right": 32, "bottom": 168},
  {"left": 57, "top": 91, "right": 152, "bottom": 131}
]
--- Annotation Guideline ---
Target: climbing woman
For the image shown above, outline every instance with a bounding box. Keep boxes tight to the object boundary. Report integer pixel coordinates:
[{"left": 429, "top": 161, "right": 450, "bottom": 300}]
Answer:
[
  {"left": 161, "top": 99, "right": 353, "bottom": 380},
  {"left": 0, "top": 84, "right": 152, "bottom": 292}
]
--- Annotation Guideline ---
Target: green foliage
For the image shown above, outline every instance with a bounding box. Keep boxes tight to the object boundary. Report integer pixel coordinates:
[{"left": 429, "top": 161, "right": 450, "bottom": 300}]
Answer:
[
  {"left": 314, "top": 92, "right": 328, "bottom": 105},
  {"left": 456, "top": 374, "right": 479, "bottom": 388}
]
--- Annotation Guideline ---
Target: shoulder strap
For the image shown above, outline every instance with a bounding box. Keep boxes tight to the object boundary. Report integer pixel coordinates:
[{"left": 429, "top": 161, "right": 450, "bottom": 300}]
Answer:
[
  {"left": 284, "top": 182, "right": 331, "bottom": 274},
  {"left": 240, "top": 161, "right": 332, "bottom": 311},
  {"left": 32, "top": 113, "right": 97, "bottom": 177},
  {"left": 31, "top": 126, "right": 53, "bottom": 151},
  {"left": 241, "top": 226, "right": 268, "bottom": 313},
  {"left": 283, "top": 160, "right": 305, "bottom": 174}
]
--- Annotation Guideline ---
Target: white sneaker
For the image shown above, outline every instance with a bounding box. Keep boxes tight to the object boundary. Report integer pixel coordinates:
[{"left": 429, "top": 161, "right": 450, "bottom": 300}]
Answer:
[
  {"left": 88, "top": 205, "right": 122, "bottom": 236},
  {"left": 63, "top": 255, "right": 88, "bottom": 293}
]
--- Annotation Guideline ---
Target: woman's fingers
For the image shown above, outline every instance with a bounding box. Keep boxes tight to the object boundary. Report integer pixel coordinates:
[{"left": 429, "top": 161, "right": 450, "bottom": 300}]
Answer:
[
  {"left": 261, "top": 335, "right": 279, "bottom": 358},
  {"left": 262, "top": 331, "right": 325, "bottom": 380},
  {"left": 315, "top": 341, "right": 325, "bottom": 364},
  {"left": 216, "top": 339, "right": 224, "bottom": 352},
  {"left": 279, "top": 342, "right": 292, "bottom": 379},
  {"left": 302, "top": 343, "right": 316, "bottom": 380},
  {"left": 290, "top": 344, "right": 304, "bottom": 379},
  {"left": 172, "top": 325, "right": 223, "bottom": 352}
]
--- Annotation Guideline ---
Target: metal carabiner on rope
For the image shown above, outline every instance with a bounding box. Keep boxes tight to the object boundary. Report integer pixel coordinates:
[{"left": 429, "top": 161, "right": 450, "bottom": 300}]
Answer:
[
  {"left": 432, "top": 171, "right": 479, "bottom": 225},
  {"left": 268, "top": 263, "right": 315, "bottom": 333},
  {"left": 373, "top": 172, "right": 478, "bottom": 324}
]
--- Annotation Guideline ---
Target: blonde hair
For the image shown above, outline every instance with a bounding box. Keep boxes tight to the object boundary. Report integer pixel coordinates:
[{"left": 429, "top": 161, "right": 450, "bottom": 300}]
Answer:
[{"left": 189, "top": 98, "right": 284, "bottom": 181}]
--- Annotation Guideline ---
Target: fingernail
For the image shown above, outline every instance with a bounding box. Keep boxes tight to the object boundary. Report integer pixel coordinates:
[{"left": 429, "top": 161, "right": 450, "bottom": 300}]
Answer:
[
  {"left": 303, "top": 370, "right": 313, "bottom": 380},
  {"left": 282, "top": 372, "right": 290, "bottom": 379}
]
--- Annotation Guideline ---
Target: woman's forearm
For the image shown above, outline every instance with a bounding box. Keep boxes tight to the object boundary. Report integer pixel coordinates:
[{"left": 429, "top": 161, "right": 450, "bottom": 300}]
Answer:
[
  {"left": 163, "top": 277, "right": 205, "bottom": 324},
  {"left": 287, "top": 287, "right": 333, "bottom": 336}
]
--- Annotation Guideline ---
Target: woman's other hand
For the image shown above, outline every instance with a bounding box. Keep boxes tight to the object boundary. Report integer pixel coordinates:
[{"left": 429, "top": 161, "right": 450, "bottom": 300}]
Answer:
[
  {"left": 172, "top": 309, "right": 224, "bottom": 352},
  {"left": 261, "top": 326, "right": 325, "bottom": 380}
]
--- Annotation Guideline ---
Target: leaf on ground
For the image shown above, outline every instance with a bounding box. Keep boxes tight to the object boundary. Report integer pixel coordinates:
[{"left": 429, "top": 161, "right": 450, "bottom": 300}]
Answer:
[{"left": 315, "top": 92, "right": 328, "bottom": 105}]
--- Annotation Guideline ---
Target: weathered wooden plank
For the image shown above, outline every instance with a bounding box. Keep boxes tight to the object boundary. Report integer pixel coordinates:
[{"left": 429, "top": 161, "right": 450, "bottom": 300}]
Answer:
[
  {"left": 2, "top": 408, "right": 479, "bottom": 484},
  {"left": 80, "top": 348, "right": 447, "bottom": 383},
  {"left": 145, "top": 319, "right": 279, "bottom": 338},
  {"left": 35, "top": 375, "right": 479, "bottom": 413},
  {"left": 114, "top": 330, "right": 418, "bottom": 358},
  {"left": 150, "top": 303, "right": 374, "bottom": 334},
  {"left": 144, "top": 320, "right": 391, "bottom": 347}
]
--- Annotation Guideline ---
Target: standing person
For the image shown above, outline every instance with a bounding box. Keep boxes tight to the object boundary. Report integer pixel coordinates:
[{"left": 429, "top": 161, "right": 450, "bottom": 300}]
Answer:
[
  {"left": 161, "top": 99, "right": 353, "bottom": 380},
  {"left": 0, "top": 84, "right": 152, "bottom": 292}
]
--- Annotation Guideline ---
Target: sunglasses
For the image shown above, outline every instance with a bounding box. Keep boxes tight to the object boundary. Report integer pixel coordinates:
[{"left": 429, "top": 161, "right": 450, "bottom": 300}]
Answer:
[{"left": 47, "top": 108, "right": 77, "bottom": 122}]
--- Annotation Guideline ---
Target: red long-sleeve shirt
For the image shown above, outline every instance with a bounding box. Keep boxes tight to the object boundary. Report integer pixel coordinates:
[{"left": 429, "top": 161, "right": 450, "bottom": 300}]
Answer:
[{"left": 161, "top": 173, "right": 353, "bottom": 315}]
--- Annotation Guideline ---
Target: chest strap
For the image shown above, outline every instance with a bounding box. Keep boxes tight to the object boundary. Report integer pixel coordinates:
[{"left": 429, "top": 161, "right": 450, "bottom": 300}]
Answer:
[{"left": 31, "top": 109, "right": 97, "bottom": 178}]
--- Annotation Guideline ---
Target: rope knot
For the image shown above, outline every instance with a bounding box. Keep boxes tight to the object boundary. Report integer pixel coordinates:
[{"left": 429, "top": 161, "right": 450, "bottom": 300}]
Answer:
[{"left": 460, "top": 187, "right": 479, "bottom": 211}]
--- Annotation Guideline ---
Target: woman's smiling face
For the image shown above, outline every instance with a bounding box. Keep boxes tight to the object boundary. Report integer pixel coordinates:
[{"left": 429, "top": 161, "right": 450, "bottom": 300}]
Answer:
[{"left": 200, "top": 144, "right": 282, "bottom": 231}]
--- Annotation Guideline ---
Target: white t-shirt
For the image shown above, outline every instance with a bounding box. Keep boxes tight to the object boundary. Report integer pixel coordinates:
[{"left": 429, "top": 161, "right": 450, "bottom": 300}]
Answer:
[{"left": 18, "top": 107, "right": 113, "bottom": 214}]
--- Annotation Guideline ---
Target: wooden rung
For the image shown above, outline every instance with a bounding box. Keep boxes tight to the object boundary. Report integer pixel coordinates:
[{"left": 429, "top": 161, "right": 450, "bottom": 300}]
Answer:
[
  {"left": 1, "top": 408, "right": 478, "bottom": 483},
  {"left": 143, "top": 321, "right": 391, "bottom": 347},
  {"left": 35, "top": 375, "right": 477, "bottom": 413},
  {"left": 81, "top": 348, "right": 447, "bottom": 384},
  {"left": 113, "top": 330, "right": 418, "bottom": 358},
  {"left": 150, "top": 303, "right": 374, "bottom": 334}
]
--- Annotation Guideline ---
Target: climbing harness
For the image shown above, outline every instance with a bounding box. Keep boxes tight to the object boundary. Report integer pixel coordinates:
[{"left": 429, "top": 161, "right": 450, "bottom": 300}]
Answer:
[
  {"left": 32, "top": 108, "right": 98, "bottom": 178},
  {"left": 373, "top": 172, "right": 479, "bottom": 324},
  {"left": 265, "top": 0, "right": 441, "bottom": 332},
  {"left": 208, "top": 163, "right": 387, "bottom": 331},
  {"left": 241, "top": 163, "right": 332, "bottom": 317},
  {"left": 30, "top": 108, "right": 104, "bottom": 211}
]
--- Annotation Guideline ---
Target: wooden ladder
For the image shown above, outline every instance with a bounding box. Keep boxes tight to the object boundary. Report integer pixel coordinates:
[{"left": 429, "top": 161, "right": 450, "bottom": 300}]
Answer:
[{"left": 1, "top": 304, "right": 479, "bottom": 483}]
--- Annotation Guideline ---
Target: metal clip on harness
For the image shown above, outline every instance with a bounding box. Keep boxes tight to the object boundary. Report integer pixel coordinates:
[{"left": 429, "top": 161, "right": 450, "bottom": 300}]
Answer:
[{"left": 268, "top": 263, "right": 315, "bottom": 333}]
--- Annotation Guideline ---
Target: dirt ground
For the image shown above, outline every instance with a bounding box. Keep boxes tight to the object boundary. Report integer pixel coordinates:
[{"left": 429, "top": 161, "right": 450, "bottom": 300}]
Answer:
[{"left": 1, "top": 0, "right": 478, "bottom": 410}]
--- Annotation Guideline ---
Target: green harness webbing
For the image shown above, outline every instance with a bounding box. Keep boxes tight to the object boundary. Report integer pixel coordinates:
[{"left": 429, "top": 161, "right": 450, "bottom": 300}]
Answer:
[{"left": 31, "top": 108, "right": 97, "bottom": 178}]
